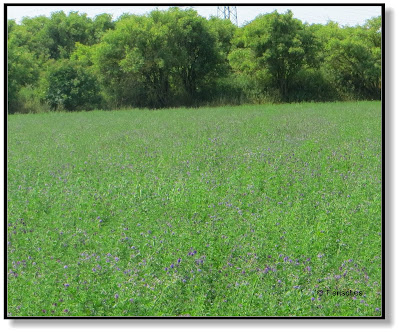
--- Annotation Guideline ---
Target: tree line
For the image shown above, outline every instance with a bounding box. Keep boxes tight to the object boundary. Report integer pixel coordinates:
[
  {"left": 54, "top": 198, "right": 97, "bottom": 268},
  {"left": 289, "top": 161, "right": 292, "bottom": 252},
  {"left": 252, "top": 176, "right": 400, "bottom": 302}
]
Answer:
[{"left": 7, "top": 7, "right": 381, "bottom": 113}]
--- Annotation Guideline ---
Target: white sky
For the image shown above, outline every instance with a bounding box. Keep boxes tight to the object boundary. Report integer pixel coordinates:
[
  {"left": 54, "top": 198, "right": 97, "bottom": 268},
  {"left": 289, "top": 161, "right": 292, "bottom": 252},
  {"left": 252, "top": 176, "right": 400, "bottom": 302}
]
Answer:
[{"left": 6, "top": 5, "right": 382, "bottom": 27}]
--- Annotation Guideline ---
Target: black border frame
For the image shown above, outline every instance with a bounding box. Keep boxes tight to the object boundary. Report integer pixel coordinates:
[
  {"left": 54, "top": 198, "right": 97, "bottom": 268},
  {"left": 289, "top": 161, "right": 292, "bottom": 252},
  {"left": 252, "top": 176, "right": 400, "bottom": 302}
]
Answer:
[{"left": 3, "top": 2, "right": 385, "bottom": 320}]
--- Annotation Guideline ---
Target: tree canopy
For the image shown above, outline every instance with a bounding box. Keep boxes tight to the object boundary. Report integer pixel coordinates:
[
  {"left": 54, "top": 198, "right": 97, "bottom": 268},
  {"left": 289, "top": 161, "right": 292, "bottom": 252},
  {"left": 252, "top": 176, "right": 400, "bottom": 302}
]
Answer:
[{"left": 7, "top": 8, "right": 381, "bottom": 113}]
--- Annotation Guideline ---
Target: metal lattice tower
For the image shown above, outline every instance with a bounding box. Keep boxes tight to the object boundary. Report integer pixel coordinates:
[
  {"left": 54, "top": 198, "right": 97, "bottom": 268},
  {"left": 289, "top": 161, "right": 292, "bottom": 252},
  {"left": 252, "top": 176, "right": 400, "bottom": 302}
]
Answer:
[{"left": 217, "top": 6, "right": 238, "bottom": 26}]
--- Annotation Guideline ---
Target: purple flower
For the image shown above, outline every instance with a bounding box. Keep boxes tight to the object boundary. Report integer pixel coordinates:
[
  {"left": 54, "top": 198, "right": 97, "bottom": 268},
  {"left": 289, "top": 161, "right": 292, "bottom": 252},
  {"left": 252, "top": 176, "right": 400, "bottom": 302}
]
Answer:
[
  {"left": 375, "top": 308, "right": 380, "bottom": 312},
  {"left": 115, "top": 257, "right": 119, "bottom": 262},
  {"left": 334, "top": 275, "right": 341, "bottom": 280},
  {"left": 64, "top": 265, "right": 68, "bottom": 269},
  {"left": 177, "top": 258, "right": 182, "bottom": 264},
  {"left": 63, "top": 309, "right": 69, "bottom": 313},
  {"left": 305, "top": 266, "right": 311, "bottom": 272},
  {"left": 263, "top": 266, "right": 272, "bottom": 273},
  {"left": 170, "top": 264, "right": 174, "bottom": 268},
  {"left": 64, "top": 283, "right": 70, "bottom": 287},
  {"left": 311, "top": 297, "right": 315, "bottom": 301},
  {"left": 114, "top": 294, "right": 119, "bottom": 299}
]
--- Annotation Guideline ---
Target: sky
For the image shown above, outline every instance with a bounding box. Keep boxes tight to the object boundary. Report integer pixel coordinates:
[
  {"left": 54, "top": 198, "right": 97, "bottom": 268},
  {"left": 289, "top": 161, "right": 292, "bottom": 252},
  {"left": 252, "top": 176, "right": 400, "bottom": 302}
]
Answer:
[{"left": 6, "top": 5, "right": 382, "bottom": 27}]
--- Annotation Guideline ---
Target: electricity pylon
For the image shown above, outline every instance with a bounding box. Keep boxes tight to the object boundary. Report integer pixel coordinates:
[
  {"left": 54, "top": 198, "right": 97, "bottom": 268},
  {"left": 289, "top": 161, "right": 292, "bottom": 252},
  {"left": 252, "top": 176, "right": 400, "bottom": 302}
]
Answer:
[{"left": 217, "top": 6, "right": 238, "bottom": 26}]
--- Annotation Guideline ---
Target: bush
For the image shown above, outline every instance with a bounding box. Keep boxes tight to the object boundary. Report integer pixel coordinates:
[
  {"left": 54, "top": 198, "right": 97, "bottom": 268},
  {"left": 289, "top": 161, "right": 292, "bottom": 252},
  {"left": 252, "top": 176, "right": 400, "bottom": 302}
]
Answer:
[
  {"left": 288, "top": 69, "right": 339, "bottom": 102},
  {"left": 13, "top": 86, "right": 50, "bottom": 114},
  {"left": 45, "top": 60, "right": 102, "bottom": 111}
]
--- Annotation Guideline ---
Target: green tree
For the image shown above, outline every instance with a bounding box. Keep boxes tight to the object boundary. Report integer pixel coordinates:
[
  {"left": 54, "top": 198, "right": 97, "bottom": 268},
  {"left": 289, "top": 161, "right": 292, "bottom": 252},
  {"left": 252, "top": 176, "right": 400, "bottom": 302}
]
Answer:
[
  {"left": 45, "top": 11, "right": 94, "bottom": 59},
  {"left": 364, "top": 16, "right": 382, "bottom": 48},
  {"left": 44, "top": 60, "right": 101, "bottom": 111},
  {"left": 315, "top": 18, "right": 381, "bottom": 100},
  {"left": 236, "top": 10, "right": 318, "bottom": 101},
  {"left": 7, "top": 19, "right": 17, "bottom": 35},
  {"left": 7, "top": 8, "right": 382, "bottom": 112},
  {"left": 207, "top": 16, "right": 237, "bottom": 61},
  {"left": 94, "top": 8, "right": 222, "bottom": 108},
  {"left": 91, "top": 13, "right": 115, "bottom": 44},
  {"left": 8, "top": 16, "right": 52, "bottom": 63},
  {"left": 94, "top": 13, "right": 171, "bottom": 108},
  {"left": 165, "top": 8, "right": 220, "bottom": 103},
  {"left": 7, "top": 37, "right": 40, "bottom": 113}
]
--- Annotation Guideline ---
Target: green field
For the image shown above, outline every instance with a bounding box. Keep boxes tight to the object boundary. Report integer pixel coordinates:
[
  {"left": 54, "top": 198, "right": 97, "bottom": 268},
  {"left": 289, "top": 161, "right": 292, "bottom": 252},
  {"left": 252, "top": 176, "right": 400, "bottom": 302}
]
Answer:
[{"left": 7, "top": 101, "right": 382, "bottom": 317}]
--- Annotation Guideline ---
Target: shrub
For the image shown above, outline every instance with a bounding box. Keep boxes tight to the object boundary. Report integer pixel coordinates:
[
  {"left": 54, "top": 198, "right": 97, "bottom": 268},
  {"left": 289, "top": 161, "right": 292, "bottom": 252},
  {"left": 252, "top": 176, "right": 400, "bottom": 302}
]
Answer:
[
  {"left": 45, "top": 60, "right": 102, "bottom": 111},
  {"left": 288, "top": 68, "right": 339, "bottom": 102}
]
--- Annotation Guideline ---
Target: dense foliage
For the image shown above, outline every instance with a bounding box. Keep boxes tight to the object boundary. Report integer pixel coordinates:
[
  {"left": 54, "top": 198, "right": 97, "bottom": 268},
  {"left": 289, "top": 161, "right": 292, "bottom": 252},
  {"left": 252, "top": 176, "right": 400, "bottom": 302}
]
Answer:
[{"left": 7, "top": 8, "right": 381, "bottom": 113}]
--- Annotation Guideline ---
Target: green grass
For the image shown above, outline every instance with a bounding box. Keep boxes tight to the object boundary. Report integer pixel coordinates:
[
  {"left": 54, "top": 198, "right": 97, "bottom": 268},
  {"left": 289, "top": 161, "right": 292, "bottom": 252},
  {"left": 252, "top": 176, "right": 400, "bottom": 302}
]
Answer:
[{"left": 7, "top": 101, "right": 382, "bottom": 317}]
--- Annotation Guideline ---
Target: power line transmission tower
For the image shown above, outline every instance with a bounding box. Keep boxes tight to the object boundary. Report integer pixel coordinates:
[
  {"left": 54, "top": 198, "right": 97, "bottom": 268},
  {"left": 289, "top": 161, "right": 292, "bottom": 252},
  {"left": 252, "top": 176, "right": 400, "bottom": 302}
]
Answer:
[{"left": 217, "top": 6, "right": 238, "bottom": 26}]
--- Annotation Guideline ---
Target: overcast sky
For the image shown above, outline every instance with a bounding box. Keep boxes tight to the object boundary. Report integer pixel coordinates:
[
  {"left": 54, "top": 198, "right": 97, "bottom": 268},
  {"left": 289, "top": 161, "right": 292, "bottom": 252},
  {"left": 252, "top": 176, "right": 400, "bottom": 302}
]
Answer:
[{"left": 6, "top": 5, "right": 382, "bottom": 27}]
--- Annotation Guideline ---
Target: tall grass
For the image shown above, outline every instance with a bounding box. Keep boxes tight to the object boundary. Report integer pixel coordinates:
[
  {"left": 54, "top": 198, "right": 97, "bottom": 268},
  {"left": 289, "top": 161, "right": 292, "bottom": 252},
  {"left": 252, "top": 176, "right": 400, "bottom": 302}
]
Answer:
[{"left": 7, "top": 101, "right": 382, "bottom": 316}]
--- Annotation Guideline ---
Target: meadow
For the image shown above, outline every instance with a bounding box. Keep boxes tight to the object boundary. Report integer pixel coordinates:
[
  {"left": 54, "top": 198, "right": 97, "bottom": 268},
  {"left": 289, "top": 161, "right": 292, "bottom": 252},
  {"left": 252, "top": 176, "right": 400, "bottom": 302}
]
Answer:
[{"left": 7, "top": 101, "right": 382, "bottom": 317}]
